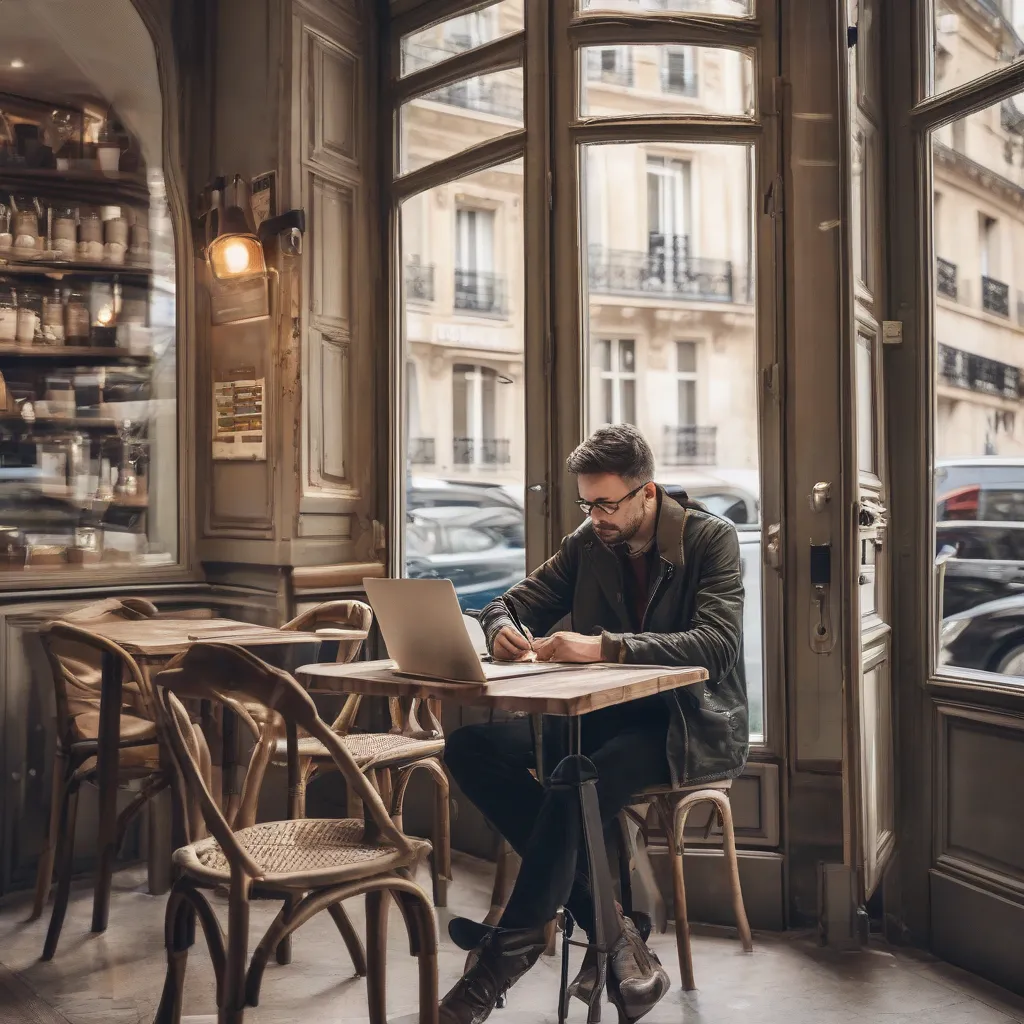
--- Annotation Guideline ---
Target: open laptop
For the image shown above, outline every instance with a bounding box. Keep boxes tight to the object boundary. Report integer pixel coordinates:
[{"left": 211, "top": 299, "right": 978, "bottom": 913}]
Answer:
[{"left": 363, "top": 577, "right": 575, "bottom": 684}]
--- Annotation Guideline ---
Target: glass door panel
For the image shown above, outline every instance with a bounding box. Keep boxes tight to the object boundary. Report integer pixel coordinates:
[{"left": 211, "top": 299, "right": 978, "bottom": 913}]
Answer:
[
  {"left": 400, "top": 162, "right": 525, "bottom": 613},
  {"left": 580, "top": 140, "right": 764, "bottom": 739},
  {"left": 932, "top": 95, "right": 1024, "bottom": 682}
]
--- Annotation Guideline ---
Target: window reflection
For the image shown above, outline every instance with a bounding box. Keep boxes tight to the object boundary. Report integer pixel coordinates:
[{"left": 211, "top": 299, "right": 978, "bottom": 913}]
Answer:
[
  {"left": 580, "top": 45, "right": 755, "bottom": 118},
  {"left": 582, "top": 140, "right": 763, "bottom": 738},
  {"left": 933, "top": 91, "right": 1024, "bottom": 681},
  {"left": 932, "top": 1, "right": 1024, "bottom": 98},
  {"left": 400, "top": 0, "right": 524, "bottom": 78},
  {"left": 399, "top": 68, "right": 524, "bottom": 175},
  {"left": 580, "top": 0, "right": 753, "bottom": 16},
  {"left": 401, "top": 163, "right": 525, "bottom": 613}
]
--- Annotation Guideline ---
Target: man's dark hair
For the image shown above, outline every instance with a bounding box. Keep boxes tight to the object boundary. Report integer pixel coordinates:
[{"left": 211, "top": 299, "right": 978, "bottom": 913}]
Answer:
[{"left": 566, "top": 424, "right": 655, "bottom": 483}]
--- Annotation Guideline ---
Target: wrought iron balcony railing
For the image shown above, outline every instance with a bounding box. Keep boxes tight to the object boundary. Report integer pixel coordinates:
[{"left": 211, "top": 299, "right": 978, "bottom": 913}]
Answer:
[
  {"left": 453, "top": 437, "right": 512, "bottom": 466},
  {"left": 936, "top": 256, "right": 957, "bottom": 300},
  {"left": 454, "top": 269, "right": 508, "bottom": 316},
  {"left": 408, "top": 437, "right": 436, "bottom": 466},
  {"left": 982, "top": 275, "right": 1010, "bottom": 317},
  {"left": 422, "top": 79, "right": 523, "bottom": 120},
  {"left": 938, "top": 343, "right": 1020, "bottom": 400},
  {"left": 589, "top": 234, "right": 736, "bottom": 303},
  {"left": 662, "top": 425, "right": 718, "bottom": 467}
]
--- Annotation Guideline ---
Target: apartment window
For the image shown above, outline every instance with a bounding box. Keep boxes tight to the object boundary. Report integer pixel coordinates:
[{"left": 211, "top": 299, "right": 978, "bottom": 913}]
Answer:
[
  {"left": 647, "top": 156, "right": 693, "bottom": 288},
  {"left": 455, "top": 207, "right": 505, "bottom": 315},
  {"left": 453, "top": 364, "right": 506, "bottom": 465},
  {"left": 586, "top": 46, "right": 633, "bottom": 86},
  {"left": 980, "top": 214, "right": 997, "bottom": 279},
  {"left": 663, "top": 46, "right": 698, "bottom": 96},
  {"left": 595, "top": 338, "right": 637, "bottom": 426},
  {"left": 676, "top": 341, "right": 698, "bottom": 425}
]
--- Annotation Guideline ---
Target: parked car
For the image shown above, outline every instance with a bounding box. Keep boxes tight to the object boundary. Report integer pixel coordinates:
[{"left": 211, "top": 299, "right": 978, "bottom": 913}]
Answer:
[
  {"left": 406, "top": 501, "right": 526, "bottom": 611},
  {"left": 935, "top": 458, "right": 1024, "bottom": 522},
  {"left": 940, "top": 594, "right": 1024, "bottom": 675}
]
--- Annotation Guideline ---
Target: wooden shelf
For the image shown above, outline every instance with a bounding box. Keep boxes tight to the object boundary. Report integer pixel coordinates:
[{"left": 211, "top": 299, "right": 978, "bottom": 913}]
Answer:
[
  {"left": 0, "top": 253, "right": 153, "bottom": 278},
  {"left": 0, "top": 346, "right": 152, "bottom": 361},
  {"left": 0, "top": 167, "right": 150, "bottom": 205},
  {"left": 0, "top": 415, "right": 144, "bottom": 430}
]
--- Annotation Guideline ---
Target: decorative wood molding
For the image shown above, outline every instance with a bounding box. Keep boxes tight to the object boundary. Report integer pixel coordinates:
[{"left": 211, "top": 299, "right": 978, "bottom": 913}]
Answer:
[{"left": 292, "top": 561, "right": 386, "bottom": 589}]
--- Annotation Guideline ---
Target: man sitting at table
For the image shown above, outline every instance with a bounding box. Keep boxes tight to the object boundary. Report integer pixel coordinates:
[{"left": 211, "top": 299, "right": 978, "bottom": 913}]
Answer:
[{"left": 439, "top": 423, "right": 748, "bottom": 1024}]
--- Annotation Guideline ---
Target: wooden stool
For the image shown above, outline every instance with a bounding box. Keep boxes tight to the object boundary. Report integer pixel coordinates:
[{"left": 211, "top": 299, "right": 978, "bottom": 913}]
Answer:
[{"left": 620, "top": 780, "right": 753, "bottom": 991}]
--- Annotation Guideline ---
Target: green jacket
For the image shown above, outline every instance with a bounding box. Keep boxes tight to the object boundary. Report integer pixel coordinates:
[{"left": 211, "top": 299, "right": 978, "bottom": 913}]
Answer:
[{"left": 479, "top": 488, "right": 749, "bottom": 785}]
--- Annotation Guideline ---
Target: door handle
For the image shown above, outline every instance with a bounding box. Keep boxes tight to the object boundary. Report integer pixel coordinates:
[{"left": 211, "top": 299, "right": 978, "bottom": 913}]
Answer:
[{"left": 765, "top": 522, "right": 782, "bottom": 573}]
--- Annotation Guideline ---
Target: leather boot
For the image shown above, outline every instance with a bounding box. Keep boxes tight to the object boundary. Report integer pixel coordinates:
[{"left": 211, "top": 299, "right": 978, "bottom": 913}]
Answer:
[
  {"left": 439, "top": 922, "right": 548, "bottom": 1024},
  {"left": 568, "top": 912, "right": 669, "bottom": 1023}
]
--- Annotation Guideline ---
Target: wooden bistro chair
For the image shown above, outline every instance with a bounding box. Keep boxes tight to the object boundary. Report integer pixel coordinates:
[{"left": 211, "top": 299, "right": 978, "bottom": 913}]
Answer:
[
  {"left": 31, "top": 611, "right": 171, "bottom": 961},
  {"left": 152, "top": 643, "right": 437, "bottom": 1024},
  {"left": 619, "top": 780, "right": 753, "bottom": 991},
  {"left": 237, "top": 600, "right": 451, "bottom": 911}
]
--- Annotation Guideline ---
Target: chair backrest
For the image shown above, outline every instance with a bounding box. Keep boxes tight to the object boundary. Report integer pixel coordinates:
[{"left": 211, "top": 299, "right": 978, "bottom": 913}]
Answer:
[
  {"left": 153, "top": 642, "right": 416, "bottom": 878},
  {"left": 40, "top": 620, "right": 154, "bottom": 743},
  {"left": 282, "top": 600, "right": 371, "bottom": 736},
  {"left": 282, "top": 600, "right": 371, "bottom": 664}
]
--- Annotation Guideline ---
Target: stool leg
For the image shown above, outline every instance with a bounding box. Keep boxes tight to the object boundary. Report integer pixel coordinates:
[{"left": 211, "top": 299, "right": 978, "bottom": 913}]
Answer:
[
  {"left": 715, "top": 793, "right": 753, "bottom": 952},
  {"left": 660, "top": 796, "right": 695, "bottom": 992}
]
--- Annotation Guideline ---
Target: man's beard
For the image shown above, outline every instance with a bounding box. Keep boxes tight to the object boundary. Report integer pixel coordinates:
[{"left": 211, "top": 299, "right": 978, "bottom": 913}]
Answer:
[{"left": 594, "top": 507, "right": 645, "bottom": 546}]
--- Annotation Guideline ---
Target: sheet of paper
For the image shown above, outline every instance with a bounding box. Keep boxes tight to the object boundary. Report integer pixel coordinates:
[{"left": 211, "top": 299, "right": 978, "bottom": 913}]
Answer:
[{"left": 213, "top": 367, "right": 266, "bottom": 460}]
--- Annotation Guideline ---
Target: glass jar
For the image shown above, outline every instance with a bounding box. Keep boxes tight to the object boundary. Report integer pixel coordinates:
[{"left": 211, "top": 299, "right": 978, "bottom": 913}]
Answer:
[
  {"left": 0, "top": 203, "right": 11, "bottom": 249},
  {"left": 129, "top": 220, "right": 149, "bottom": 261},
  {"left": 77, "top": 210, "right": 103, "bottom": 261},
  {"left": 40, "top": 286, "right": 65, "bottom": 345},
  {"left": 104, "top": 215, "right": 127, "bottom": 264},
  {"left": 50, "top": 205, "right": 77, "bottom": 256},
  {"left": 64, "top": 287, "right": 89, "bottom": 343},
  {"left": 0, "top": 278, "right": 16, "bottom": 342},
  {"left": 11, "top": 195, "right": 39, "bottom": 250},
  {"left": 16, "top": 288, "right": 39, "bottom": 345}
]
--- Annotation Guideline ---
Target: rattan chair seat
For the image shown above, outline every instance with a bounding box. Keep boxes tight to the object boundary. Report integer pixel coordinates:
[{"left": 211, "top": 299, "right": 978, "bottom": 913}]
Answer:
[
  {"left": 174, "top": 817, "right": 427, "bottom": 886},
  {"left": 271, "top": 731, "right": 445, "bottom": 767}
]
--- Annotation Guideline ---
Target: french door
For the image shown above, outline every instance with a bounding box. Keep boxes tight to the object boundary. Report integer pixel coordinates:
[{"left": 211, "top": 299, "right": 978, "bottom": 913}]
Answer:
[{"left": 386, "top": 0, "right": 894, "bottom": 933}]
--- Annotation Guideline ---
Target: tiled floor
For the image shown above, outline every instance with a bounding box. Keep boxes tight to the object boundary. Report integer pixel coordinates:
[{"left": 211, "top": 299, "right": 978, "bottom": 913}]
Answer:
[{"left": 3, "top": 854, "right": 1024, "bottom": 1024}]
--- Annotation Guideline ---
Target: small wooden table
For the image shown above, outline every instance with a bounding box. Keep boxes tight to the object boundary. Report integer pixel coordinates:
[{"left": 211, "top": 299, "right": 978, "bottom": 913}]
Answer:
[
  {"left": 83, "top": 617, "right": 367, "bottom": 934},
  {"left": 296, "top": 658, "right": 707, "bottom": 1024}
]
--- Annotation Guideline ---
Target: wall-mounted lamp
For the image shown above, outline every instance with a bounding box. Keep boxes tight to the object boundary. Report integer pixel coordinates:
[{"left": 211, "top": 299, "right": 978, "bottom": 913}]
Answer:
[
  {"left": 202, "top": 175, "right": 305, "bottom": 325},
  {"left": 206, "top": 175, "right": 266, "bottom": 281}
]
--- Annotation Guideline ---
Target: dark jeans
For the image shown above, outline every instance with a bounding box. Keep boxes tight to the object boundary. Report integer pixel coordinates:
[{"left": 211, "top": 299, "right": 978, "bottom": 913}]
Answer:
[{"left": 443, "top": 697, "right": 671, "bottom": 936}]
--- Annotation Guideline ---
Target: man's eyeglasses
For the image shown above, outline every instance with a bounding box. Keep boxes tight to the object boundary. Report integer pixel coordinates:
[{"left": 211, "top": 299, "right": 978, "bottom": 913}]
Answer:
[{"left": 575, "top": 481, "right": 650, "bottom": 517}]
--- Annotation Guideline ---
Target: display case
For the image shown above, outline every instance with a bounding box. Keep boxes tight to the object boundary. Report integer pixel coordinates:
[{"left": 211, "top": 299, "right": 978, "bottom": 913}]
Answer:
[{"left": 0, "top": 1, "right": 181, "bottom": 581}]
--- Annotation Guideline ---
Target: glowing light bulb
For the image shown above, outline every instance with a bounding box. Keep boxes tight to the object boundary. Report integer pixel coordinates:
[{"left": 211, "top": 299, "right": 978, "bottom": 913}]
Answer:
[
  {"left": 9, "top": 59, "right": 24, "bottom": 70},
  {"left": 97, "top": 304, "right": 113, "bottom": 325},
  {"left": 223, "top": 240, "right": 251, "bottom": 275}
]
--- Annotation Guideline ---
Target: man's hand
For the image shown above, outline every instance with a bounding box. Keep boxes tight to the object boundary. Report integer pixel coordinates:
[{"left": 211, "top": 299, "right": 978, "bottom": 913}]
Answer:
[
  {"left": 493, "top": 625, "right": 534, "bottom": 662},
  {"left": 532, "top": 632, "right": 603, "bottom": 664}
]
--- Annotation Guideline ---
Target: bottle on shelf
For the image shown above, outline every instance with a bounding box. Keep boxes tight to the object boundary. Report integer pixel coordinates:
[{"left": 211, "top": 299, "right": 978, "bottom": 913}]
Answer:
[
  {"left": 0, "top": 203, "right": 11, "bottom": 249},
  {"left": 64, "top": 286, "right": 90, "bottom": 343},
  {"left": 40, "top": 286, "right": 65, "bottom": 346}
]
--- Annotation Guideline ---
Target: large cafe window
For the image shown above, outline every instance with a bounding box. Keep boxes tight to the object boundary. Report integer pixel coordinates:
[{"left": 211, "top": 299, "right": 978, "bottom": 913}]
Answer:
[
  {"left": 0, "top": 0, "right": 179, "bottom": 579},
  {"left": 391, "top": 0, "right": 771, "bottom": 743}
]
